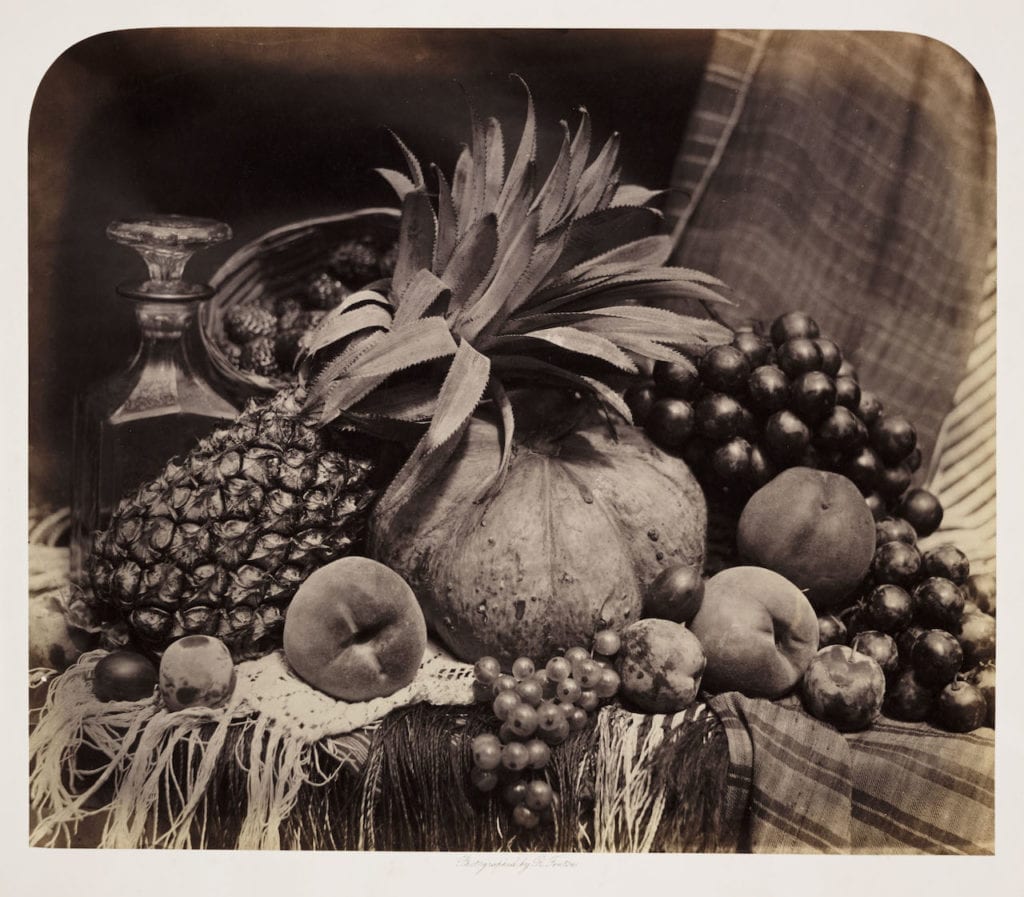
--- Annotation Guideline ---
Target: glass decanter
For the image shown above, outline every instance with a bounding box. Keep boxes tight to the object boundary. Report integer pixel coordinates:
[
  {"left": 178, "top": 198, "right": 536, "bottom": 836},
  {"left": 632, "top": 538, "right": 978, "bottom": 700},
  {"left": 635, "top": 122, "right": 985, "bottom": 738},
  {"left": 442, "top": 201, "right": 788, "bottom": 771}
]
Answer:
[{"left": 70, "top": 215, "right": 239, "bottom": 587}]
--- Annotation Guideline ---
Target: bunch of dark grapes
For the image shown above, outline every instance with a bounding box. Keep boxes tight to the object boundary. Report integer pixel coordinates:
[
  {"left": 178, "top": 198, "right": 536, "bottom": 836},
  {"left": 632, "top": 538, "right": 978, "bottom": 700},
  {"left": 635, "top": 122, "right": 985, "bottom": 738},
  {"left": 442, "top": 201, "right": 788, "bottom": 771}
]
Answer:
[
  {"left": 626, "top": 311, "right": 933, "bottom": 518},
  {"left": 468, "top": 631, "right": 622, "bottom": 830},
  {"left": 817, "top": 523, "right": 995, "bottom": 732}
]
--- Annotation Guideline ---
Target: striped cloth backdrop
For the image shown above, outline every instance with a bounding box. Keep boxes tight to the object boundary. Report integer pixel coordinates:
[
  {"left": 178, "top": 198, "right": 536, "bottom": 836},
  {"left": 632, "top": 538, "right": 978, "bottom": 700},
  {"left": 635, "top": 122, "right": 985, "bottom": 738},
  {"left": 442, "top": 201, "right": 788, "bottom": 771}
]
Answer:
[
  {"left": 920, "top": 244, "right": 997, "bottom": 575},
  {"left": 670, "top": 30, "right": 997, "bottom": 855}
]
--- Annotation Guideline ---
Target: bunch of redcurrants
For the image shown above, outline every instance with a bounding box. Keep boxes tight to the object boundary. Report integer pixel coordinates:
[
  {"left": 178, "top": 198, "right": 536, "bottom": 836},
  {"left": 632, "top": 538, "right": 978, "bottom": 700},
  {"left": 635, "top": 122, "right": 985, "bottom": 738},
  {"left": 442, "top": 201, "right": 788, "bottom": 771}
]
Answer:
[
  {"left": 818, "top": 518, "right": 996, "bottom": 732},
  {"left": 468, "top": 631, "right": 623, "bottom": 830},
  {"left": 626, "top": 311, "right": 929, "bottom": 515}
]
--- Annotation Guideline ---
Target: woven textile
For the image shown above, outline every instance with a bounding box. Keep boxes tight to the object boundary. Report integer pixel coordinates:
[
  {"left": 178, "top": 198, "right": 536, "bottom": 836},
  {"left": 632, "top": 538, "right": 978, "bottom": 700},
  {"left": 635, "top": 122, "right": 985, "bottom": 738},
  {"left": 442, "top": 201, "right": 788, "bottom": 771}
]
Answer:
[
  {"left": 710, "top": 693, "right": 994, "bottom": 854},
  {"left": 918, "top": 245, "right": 997, "bottom": 574},
  {"left": 667, "top": 30, "right": 996, "bottom": 465}
]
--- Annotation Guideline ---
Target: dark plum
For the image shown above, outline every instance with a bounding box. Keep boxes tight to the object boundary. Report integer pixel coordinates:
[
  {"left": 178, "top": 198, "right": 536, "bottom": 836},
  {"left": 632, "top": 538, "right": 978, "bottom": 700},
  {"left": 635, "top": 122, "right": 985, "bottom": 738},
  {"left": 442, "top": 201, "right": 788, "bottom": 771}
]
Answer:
[
  {"left": 911, "top": 629, "right": 963, "bottom": 687},
  {"left": 875, "top": 516, "right": 917, "bottom": 546},
  {"left": 813, "top": 338, "right": 842, "bottom": 376},
  {"left": 872, "top": 541, "right": 922, "bottom": 588},
  {"left": 712, "top": 437, "right": 752, "bottom": 482},
  {"left": 871, "top": 415, "right": 917, "bottom": 465},
  {"left": 866, "top": 584, "right": 914, "bottom": 633},
  {"left": 957, "top": 611, "right": 995, "bottom": 667},
  {"left": 884, "top": 670, "right": 934, "bottom": 722},
  {"left": 818, "top": 406, "right": 867, "bottom": 453},
  {"left": 700, "top": 345, "right": 751, "bottom": 395},
  {"left": 624, "top": 382, "right": 657, "bottom": 426},
  {"left": 770, "top": 311, "right": 820, "bottom": 346},
  {"left": 748, "top": 444, "right": 775, "bottom": 488},
  {"left": 776, "top": 338, "right": 823, "bottom": 378},
  {"left": 864, "top": 493, "right": 887, "bottom": 520},
  {"left": 905, "top": 446, "right": 922, "bottom": 472},
  {"left": 855, "top": 390, "right": 883, "bottom": 426},
  {"left": 817, "top": 614, "right": 848, "bottom": 648},
  {"left": 834, "top": 376, "right": 861, "bottom": 409},
  {"left": 653, "top": 360, "right": 700, "bottom": 400},
  {"left": 970, "top": 664, "right": 995, "bottom": 728},
  {"left": 933, "top": 680, "right": 987, "bottom": 732},
  {"left": 645, "top": 398, "right": 695, "bottom": 450},
  {"left": 843, "top": 445, "right": 882, "bottom": 493},
  {"left": 764, "top": 410, "right": 812, "bottom": 462},
  {"left": 851, "top": 631, "right": 899, "bottom": 678},
  {"left": 896, "top": 624, "right": 926, "bottom": 658},
  {"left": 912, "top": 577, "right": 965, "bottom": 631},
  {"left": 732, "top": 331, "right": 772, "bottom": 368},
  {"left": 922, "top": 544, "right": 970, "bottom": 585},
  {"left": 747, "top": 365, "right": 789, "bottom": 414},
  {"left": 965, "top": 572, "right": 995, "bottom": 616},
  {"left": 789, "top": 371, "right": 837, "bottom": 423},
  {"left": 695, "top": 393, "right": 747, "bottom": 443},
  {"left": 898, "top": 489, "right": 944, "bottom": 537},
  {"left": 877, "top": 464, "right": 912, "bottom": 500}
]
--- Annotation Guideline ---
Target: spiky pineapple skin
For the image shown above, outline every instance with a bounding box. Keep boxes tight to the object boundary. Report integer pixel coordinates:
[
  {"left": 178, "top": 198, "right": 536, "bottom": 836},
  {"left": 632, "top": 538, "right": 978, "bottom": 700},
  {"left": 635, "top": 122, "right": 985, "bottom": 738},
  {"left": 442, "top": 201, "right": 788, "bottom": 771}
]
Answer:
[{"left": 85, "top": 389, "right": 380, "bottom": 660}]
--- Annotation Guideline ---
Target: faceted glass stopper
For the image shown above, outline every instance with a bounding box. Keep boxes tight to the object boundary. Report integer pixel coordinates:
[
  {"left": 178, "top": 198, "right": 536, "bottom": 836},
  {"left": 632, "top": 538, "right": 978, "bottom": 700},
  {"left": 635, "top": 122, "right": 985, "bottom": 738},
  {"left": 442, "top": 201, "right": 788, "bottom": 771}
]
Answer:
[{"left": 107, "top": 214, "right": 232, "bottom": 300}]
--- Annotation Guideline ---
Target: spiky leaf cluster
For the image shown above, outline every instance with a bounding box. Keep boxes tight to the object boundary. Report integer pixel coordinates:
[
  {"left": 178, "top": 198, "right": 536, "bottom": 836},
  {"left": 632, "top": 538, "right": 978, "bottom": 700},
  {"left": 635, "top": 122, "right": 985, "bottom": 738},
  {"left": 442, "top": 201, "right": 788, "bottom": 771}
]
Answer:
[{"left": 297, "top": 78, "right": 734, "bottom": 507}]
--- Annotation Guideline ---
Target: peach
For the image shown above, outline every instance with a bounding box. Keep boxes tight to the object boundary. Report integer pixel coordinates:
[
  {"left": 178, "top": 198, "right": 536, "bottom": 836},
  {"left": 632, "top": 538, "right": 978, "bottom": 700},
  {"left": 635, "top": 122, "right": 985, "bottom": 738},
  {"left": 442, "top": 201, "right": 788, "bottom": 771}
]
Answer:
[
  {"left": 616, "top": 619, "right": 706, "bottom": 713},
  {"left": 283, "top": 556, "right": 427, "bottom": 701},
  {"left": 737, "top": 467, "right": 875, "bottom": 611},
  {"left": 689, "top": 566, "right": 819, "bottom": 698}
]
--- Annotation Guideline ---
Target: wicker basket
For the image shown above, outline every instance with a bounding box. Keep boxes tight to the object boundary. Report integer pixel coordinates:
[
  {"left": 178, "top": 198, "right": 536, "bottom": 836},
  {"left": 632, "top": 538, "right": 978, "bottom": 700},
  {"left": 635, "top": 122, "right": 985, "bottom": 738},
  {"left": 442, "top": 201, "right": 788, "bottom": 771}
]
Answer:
[{"left": 203, "top": 207, "right": 401, "bottom": 395}]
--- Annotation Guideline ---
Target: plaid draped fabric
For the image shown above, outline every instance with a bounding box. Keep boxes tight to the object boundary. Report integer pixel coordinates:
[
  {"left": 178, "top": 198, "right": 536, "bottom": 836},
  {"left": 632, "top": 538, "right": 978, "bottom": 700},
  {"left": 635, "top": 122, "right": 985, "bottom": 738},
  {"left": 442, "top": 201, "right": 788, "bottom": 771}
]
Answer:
[
  {"left": 666, "top": 30, "right": 996, "bottom": 468},
  {"left": 672, "top": 30, "right": 996, "bottom": 855},
  {"left": 710, "top": 693, "right": 994, "bottom": 854}
]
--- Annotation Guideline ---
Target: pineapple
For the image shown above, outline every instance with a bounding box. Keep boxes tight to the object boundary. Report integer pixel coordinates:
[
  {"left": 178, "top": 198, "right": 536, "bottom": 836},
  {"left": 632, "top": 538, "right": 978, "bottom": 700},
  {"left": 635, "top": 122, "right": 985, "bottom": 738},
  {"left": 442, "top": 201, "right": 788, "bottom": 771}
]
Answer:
[
  {"left": 84, "top": 78, "right": 733, "bottom": 661},
  {"left": 85, "top": 389, "right": 379, "bottom": 659}
]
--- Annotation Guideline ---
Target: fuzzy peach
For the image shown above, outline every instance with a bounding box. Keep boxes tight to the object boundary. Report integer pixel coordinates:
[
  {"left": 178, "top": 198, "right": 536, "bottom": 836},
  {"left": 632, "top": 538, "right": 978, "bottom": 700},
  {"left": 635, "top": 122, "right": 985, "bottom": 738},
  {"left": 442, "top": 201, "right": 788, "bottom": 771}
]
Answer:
[
  {"left": 737, "top": 467, "right": 876, "bottom": 610},
  {"left": 283, "top": 556, "right": 427, "bottom": 701},
  {"left": 689, "top": 566, "right": 819, "bottom": 698}
]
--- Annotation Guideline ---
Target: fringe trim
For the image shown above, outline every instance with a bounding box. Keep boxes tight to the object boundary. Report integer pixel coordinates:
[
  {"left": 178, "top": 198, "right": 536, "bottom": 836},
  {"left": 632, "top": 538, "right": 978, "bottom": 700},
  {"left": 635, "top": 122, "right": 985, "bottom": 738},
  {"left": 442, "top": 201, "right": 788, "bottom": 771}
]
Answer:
[
  {"left": 31, "top": 654, "right": 731, "bottom": 851},
  {"left": 29, "top": 651, "right": 367, "bottom": 849}
]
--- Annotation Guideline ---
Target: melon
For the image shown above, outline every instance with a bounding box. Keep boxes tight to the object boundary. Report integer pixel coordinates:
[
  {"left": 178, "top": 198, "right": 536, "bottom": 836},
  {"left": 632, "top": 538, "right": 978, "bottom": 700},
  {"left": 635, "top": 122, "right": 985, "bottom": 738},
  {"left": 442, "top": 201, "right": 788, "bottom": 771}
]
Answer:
[{"left": 370, "top": 408, "right": 707, "bottom": 665}]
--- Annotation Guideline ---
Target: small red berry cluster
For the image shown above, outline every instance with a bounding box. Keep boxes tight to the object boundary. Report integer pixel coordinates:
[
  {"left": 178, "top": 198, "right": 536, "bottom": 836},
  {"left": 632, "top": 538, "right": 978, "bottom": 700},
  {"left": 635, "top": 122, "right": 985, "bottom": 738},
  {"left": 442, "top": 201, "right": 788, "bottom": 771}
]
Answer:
[
  {"left": 468, "top": 630, "right": 622, "bottom": 830},
  {"left": 627, "top": 312, "right": 929, "bottom": 514}
]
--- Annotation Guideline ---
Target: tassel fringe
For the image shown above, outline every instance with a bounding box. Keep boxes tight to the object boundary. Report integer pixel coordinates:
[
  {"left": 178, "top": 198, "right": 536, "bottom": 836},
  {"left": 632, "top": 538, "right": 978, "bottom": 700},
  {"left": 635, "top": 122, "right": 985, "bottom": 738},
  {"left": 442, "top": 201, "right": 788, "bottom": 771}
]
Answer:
[{"left": 31, "top": 654, "right": 732, "bottom": 850}]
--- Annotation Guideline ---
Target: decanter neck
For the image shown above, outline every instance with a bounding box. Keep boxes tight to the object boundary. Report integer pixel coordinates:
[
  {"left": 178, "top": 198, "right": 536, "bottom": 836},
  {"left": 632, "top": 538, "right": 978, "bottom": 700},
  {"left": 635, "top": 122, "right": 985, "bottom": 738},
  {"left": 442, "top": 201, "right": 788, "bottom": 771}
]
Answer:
[{"left": 133, "top": 300, "right": 197, "bottom": 341}]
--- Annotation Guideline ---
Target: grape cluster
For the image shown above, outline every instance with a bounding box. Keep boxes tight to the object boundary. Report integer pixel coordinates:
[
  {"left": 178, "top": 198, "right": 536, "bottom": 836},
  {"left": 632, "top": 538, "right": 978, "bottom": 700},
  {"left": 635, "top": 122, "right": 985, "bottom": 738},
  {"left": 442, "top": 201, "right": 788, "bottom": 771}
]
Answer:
[
  {"left": 468, "top": 631, "right": 622, "bottom": 829},
  {"left": 627, "top": 312, "right": 934, "bottom": 517},
  {"left": 819, "top": 522, "right": 995, "bottom": 732}
]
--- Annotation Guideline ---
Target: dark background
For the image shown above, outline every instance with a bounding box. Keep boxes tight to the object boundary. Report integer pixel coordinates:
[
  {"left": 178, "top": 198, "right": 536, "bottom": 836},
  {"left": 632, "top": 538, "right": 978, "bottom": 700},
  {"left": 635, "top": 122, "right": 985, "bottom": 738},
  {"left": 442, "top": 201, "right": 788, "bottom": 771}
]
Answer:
[{"left": 29, "top": 28, "right": 712, "bottom": 510}]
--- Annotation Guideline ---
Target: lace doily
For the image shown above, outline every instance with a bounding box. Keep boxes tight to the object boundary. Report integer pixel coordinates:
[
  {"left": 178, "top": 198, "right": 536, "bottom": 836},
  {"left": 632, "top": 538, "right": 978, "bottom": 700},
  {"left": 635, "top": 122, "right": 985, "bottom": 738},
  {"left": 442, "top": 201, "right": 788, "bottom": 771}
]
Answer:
[{"left": 234, "top": 641, "right": 476, "bottom": 741}]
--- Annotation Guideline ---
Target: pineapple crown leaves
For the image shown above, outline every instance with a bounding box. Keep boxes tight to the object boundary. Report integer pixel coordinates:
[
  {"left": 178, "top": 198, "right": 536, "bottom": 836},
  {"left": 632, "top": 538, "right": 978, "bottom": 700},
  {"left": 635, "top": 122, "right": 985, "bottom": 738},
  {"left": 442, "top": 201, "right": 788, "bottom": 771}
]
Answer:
[{"left": 298, "top": 76, "right": 734, "bottom": 509}]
